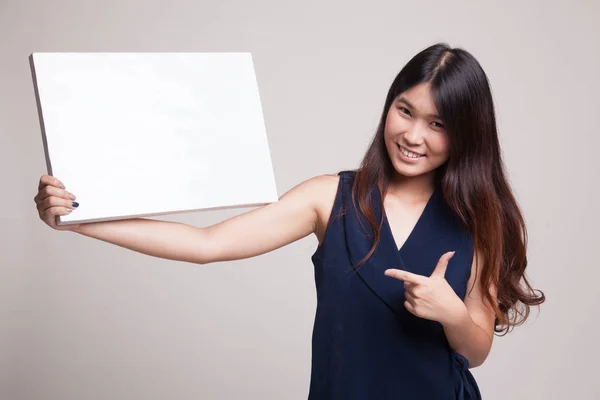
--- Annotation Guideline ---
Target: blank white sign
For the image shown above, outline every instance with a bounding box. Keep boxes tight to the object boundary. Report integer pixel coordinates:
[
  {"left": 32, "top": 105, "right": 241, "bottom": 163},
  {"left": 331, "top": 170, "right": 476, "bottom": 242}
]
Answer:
[{"left": 30, "top": 52, "right": 279, "bottom": 225}]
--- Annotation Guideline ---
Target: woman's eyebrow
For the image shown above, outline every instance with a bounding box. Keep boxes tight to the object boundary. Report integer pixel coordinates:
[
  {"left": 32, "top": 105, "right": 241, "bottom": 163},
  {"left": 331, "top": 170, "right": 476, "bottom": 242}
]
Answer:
[{"left": 397, "top": 97, "right": 442, "bottom": 119}]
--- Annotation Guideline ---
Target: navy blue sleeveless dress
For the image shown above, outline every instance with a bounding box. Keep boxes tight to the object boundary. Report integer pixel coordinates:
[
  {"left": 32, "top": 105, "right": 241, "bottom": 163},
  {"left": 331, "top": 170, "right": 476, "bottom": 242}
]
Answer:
[{"left": 308, "top": 170, "right": 481, "bottom": 399}]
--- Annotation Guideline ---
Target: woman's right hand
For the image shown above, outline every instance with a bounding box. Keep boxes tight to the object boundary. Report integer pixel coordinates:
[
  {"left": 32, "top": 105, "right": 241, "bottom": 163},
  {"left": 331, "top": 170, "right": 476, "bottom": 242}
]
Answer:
[{"left": 34, "top": 175, "right": 81, "bottom": 232}]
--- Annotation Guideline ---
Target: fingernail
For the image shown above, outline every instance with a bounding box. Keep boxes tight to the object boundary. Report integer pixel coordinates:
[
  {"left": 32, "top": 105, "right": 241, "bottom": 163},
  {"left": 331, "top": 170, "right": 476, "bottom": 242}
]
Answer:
[
  {"left": 60, "top": 183, "right": 66, "bottom": 189},
  {"left": 72, "top": 202, "right": 79, "bottom": 208},
  {"left": 69, "top": 193, "right": 76, "bottom": 200}
]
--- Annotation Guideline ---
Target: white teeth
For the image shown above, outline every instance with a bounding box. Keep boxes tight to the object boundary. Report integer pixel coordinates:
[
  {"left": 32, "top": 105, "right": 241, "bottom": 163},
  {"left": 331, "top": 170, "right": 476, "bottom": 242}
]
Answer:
[{"left": 398, "top": 144, "right": 422, "bottom": 158}]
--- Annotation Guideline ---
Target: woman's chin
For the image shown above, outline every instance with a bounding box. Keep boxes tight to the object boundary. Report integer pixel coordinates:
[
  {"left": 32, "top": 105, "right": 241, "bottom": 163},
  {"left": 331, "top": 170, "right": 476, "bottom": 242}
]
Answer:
[{"left": 391, "top": 160, "right": 436, "bottom": 178}]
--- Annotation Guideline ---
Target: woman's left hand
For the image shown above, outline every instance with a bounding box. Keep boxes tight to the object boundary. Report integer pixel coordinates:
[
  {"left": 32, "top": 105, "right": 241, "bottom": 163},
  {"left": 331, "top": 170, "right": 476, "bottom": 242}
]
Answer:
[{"left": 384, "top": 251, "right": 467, "bottom": 326}]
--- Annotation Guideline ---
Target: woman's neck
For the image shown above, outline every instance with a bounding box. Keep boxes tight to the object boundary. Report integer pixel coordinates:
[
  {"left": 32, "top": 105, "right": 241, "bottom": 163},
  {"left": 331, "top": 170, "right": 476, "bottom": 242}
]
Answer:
[{"left": 387, "top": 171, "right": 436, "bottom": 203}]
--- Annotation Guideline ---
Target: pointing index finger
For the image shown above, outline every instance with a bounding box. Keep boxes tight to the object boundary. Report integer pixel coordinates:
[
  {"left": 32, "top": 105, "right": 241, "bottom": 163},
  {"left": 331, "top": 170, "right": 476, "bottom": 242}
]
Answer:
[{"left": 384, "top": 269, "right": 426, "bottom": 284}]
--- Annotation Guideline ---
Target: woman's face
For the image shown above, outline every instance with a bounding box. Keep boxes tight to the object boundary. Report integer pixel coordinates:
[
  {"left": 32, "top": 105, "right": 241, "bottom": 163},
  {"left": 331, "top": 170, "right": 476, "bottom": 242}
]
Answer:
[{"left": 384, "top": 83, "right": 450, "bottom": 179}]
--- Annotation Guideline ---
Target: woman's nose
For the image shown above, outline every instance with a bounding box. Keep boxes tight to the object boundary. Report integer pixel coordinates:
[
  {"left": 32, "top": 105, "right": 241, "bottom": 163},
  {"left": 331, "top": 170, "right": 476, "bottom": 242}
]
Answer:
[{"left": 404, "top": 121, "right": 427, "bottom": 144}]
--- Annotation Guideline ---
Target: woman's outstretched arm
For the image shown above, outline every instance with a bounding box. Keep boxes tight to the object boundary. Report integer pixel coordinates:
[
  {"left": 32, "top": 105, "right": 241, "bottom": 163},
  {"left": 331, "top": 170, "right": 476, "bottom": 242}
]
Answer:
[{"left": 69, "top": 175, "right": 337, "bottom": 264}]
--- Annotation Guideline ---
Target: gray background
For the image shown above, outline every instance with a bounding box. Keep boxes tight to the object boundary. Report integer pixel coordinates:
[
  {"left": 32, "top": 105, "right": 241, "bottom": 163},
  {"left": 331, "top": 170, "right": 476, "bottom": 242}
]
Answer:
[{"left": 1, "top": 0, "right": 598, "bottom": 399}]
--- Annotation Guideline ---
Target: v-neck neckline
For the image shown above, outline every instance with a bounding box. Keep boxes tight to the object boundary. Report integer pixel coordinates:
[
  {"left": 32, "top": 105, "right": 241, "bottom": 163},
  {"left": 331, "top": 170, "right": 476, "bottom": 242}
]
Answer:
[{"left": 381, "top": 185, "right": 437, "bottom": 254}]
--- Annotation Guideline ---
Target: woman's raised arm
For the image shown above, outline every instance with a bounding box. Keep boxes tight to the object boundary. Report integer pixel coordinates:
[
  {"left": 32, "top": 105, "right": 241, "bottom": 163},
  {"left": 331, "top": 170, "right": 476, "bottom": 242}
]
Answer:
[{"left": 36, "top": 174, "right": 339, "bottom": 264}]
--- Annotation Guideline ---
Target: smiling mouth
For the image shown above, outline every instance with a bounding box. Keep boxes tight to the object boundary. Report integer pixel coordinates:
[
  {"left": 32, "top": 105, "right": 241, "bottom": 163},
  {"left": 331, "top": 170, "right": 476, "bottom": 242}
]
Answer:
[{"left": 397, "top": 143, "right": 425, "bottom": 158}]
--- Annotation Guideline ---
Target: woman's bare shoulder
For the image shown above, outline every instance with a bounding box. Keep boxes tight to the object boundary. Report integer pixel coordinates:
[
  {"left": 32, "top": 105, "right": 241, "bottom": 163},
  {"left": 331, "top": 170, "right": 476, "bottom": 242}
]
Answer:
[{"left": 310, "top": 174, "right": 341, "bottom": 206}]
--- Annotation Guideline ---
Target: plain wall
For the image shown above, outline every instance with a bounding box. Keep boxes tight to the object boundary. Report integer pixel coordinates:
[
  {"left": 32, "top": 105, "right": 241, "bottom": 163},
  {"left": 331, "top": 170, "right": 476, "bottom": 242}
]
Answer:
[{"left": 1, "top": 0, "right": 599, "bottom": 398}]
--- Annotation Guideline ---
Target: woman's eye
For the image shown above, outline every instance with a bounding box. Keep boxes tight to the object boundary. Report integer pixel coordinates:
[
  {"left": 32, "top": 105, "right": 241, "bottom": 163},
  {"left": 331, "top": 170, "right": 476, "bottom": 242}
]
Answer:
[
  {"left": 432, "top": 121, "right": 444, "bottom": 129},
  {"left": 399, "top": 107, "right": 411, "bottom": 115}
]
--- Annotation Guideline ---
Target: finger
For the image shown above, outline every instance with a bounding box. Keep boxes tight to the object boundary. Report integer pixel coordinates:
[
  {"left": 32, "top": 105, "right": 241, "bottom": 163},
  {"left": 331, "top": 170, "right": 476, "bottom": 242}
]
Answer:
[
  {"left": 44, "top": 206, "right": 73, "bottom": 228},
  {"left": 404, "top": 289, "right": 415, "bottom": 304},
  {"left": 39, "top": 175, "right": 65, "bottom": 191},
  {"left": 430, "top": 251, "right": 456, "bottom": 278},
  {"left": 384, "top": 269, "right": 426, "bottom": 284},
  {"left": 404, "top": 300, "right": 416, "bottom": 315},
  {"left": 36, "top": 185, "right": 76, "bottom": 205},
  {"left": 52, "top": 206, "right": 74, "bottom": 217},
  {"left": 39, "top": 194, "right": 76, "bottom": 213}
]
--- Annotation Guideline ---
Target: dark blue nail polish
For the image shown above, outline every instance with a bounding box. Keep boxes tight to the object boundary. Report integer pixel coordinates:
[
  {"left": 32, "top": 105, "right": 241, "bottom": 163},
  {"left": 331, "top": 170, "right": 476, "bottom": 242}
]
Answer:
[{"left": 72, "top": 201, "right": 79, "bottom": 207}]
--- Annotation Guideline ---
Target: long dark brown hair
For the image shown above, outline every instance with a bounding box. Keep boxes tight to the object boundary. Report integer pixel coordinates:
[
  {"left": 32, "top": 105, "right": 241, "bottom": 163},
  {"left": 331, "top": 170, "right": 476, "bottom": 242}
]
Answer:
[{"left": 352, "top": 43, "right": 545, "bottom": 335}]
